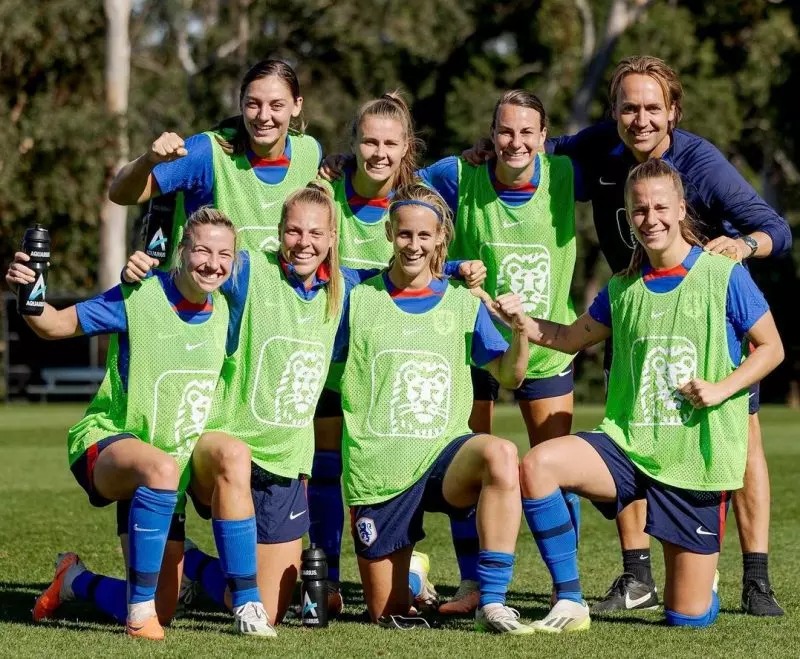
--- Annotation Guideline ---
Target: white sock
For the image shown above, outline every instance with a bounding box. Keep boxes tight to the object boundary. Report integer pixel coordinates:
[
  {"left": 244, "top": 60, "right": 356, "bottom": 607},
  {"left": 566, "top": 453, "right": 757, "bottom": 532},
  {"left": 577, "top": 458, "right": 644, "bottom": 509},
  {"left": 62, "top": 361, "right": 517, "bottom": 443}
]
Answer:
[{"left": 128, "top": 600, "right": 157, "bottom": 623}]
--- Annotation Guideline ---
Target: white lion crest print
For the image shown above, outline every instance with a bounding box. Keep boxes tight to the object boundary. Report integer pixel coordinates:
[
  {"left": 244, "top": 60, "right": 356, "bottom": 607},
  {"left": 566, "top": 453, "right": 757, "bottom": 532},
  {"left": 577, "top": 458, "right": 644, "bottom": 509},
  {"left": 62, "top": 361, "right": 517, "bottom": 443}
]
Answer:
[
  {"left": 387, "top": 358, "right": 451, "bottom": 438},
  {"left": 173, "top": 378, "right": 217, "bottom": 460},
  {"left": 631, "top": 337, "right": 698, "bottom": 426},
  {"left": 496, "top": 247, "right": 551, "bottom": 316},
  {"left": 274, "top": 350, "right": 325, "bottom": 426}
]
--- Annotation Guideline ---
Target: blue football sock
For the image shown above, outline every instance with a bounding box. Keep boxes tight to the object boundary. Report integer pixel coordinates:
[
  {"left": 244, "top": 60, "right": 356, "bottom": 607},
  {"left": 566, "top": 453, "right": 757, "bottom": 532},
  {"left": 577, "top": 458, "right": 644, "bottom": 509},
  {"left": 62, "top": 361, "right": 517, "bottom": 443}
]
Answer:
[
  {"left": 665, "top": 592, "right": 720, "bottom": 628},
  {"left": 128, "top": 486, "right": 177, "bottom": 605},
  {"left": 308, "top": 450, "right": 343, "bottom": 583},
  {"left": 450, "top": 515, "right": 480, "bottom": 582},
  {"left": 408, "top": 571, "right": 423, "bottom": 598},
  {"left": 564, "top": 491, "right": 581, "bottom": 546},
  {"left": 523, "top": 490, "right": 582, "bottom": 604},
  {"left": 213, "top": 517, "right": 260, "bottom": 608},
  {"left": 72, "top": 570, "right": 127, "bottom": 623},
  {"left": 183, "top": 546, "right": 227, "bottom": 607},
  {"left": 477, "top": 550, "right": 514, "bottom": 607}
]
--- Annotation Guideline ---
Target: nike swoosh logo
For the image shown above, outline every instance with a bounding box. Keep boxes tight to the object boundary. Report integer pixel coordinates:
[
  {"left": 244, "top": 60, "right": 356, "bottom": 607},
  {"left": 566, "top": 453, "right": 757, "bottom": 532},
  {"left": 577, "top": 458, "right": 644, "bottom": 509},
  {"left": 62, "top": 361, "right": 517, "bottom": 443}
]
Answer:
[
  {"left": 696, "top": 526, "right": 718, "bottom": 536},
  {"left": 625, "top": 591, "right": 653, "bottom": 608},
  {"left": 651, "top": 311, "right": 666, "bottom": 319},
  {"left": 557, "top": 369, "right": 571, "bottom": 378},
  {"left": 599, "top": 177, "right": 616, "bottom": 186},
  {"left": 298, "top": 316, "right": 314, "bottom": 324},
  {"left": 133, "top": 524, "right": 158, "bottom": 532},
  {"left": 186, "top": 343, "right": 206, "bottom": 351},
  {"left": 261, "top": 201, "right": 279, "bottom": 210},
  {"left": 353, "top": 237, "right": 379, "bottom": 245},
  {"left": 289, "top": 510, "right": 307, "bottom": 520}
]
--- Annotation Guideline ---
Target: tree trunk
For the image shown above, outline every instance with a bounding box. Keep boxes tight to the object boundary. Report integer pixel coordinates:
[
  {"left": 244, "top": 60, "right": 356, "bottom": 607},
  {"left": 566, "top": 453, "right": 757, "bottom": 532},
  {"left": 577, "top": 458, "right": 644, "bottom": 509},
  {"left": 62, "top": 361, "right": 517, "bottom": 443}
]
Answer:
[{"left": 99, "top": 0, "right": 132, "bottom": 291}]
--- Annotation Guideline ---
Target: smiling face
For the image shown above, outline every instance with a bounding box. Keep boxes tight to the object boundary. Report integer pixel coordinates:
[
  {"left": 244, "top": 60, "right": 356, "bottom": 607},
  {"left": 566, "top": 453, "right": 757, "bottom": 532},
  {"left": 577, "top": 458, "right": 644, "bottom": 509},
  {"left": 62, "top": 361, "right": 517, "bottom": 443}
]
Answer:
[
  {"left": 492, "top": 103, "right": 546, "bottom": 182},
  {"left": 280, "top": 201, "right": 334, "bottom": 286},
  {"left": 385, "top": 205, "right": 443, "bottom": 289},
  {"left": 613, "top": 73, "right": 675, "bottom": 161},
  {"left": 626, "top": 175, "right": 688, "bottom": 265},
  {"left": 178, "top": 224, "right": 236, "bottom": 300},
  {"left": 354, "top": 114, "right": 408, "bottom": 190},
  {"left": 241, "top": 75, "right": 303, "bottom": 158}
]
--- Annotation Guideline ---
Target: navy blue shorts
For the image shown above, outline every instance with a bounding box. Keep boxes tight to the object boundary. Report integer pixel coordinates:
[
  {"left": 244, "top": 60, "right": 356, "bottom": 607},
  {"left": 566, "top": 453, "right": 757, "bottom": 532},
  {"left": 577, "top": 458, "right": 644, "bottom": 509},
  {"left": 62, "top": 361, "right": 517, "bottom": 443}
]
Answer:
[
  {"left": 602, "top": 338, "right": 759, "bottom": 414},
  {"left": 470, "top": 365, "right": 574, "bottom": 402},
  {"left": 578, "top": 431, "right": 730, "bottom": 554},
  {"left": 350, "top": 434, "right": 476, "bottom": 559},
  {"left": 116, "top": 499, "right": 186, "bottom": 542},
  {"left": 70, "top": 433, "right": 134, "bottom": 507},
  {"left": 190, "top": 463, "right": 309, "bottom": 544},
  {"left": 314, "top": 387, "right": 342, "bottom": 419}
]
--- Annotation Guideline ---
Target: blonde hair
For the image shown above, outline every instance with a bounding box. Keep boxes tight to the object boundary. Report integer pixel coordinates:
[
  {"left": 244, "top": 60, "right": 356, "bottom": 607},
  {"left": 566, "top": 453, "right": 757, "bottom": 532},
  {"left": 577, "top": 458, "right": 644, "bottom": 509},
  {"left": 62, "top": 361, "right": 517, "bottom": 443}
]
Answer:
[
  {"left": 174, "top": 207, "right": 239, "bottom": 279},
  {"left": 609, "top": 55, "right": 684, "bottom": 131},
  {"left": 388, "top": 182, "right": 453, "bottom": 279},
  {"left": 350, "top": 90, "right": 423, "bottom": 190},
  {"left": 279, "top": 183, "right": 341, "bottom": 322},
  {"left": 622, "top": 159, "right": 705, "bottom": 276}
]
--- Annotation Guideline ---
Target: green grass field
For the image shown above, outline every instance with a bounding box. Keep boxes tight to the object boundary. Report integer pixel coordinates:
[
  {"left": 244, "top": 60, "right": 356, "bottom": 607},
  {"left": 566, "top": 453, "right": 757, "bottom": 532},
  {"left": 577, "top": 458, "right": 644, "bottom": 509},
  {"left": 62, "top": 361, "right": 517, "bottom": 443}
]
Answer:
[{"left": 1, "top": 403, "right": 798, "bottom": 657}]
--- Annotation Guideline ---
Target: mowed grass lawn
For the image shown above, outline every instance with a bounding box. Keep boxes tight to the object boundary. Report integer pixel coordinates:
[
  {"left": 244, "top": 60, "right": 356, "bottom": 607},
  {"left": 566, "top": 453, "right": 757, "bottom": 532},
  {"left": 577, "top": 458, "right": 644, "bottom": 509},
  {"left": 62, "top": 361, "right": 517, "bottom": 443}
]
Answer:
[{"left": 1, "top": 403, "right": 798, "bottom": 658}]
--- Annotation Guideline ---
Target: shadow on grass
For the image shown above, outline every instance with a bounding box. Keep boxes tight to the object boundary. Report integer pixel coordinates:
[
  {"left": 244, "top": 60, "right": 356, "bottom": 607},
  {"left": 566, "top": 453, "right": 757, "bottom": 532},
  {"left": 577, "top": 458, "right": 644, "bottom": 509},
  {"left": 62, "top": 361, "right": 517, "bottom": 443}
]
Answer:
[{"left": 0, "top": 580, "right": 119, "bottom": 629}]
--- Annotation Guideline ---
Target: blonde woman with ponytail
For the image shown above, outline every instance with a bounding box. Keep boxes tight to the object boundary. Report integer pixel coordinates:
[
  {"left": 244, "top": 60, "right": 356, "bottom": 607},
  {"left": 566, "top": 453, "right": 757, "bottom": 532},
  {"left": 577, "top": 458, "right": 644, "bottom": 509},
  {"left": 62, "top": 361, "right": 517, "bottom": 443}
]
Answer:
[
  {"left": 336, "top": 182, "right": 535, "bottom": 634},
  {"left": 310, "top": 92, "right": 486, "bottom": 614}
]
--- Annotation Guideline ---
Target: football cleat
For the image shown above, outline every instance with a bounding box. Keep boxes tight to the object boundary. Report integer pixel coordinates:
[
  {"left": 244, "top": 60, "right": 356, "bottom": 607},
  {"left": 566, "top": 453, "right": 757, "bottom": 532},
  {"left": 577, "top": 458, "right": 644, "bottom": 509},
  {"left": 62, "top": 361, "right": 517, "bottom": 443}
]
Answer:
[
  {"left": 32, "top": 552, "right": 84, "bottom": 622},
  {"left": 532, "top": 599, "right": 591, "bottom": 633},
  {"left": 475, "top": 604, "right": 535, "bottom": 635},
  {"left": 741, "top": 578, "right": 784, "bottom": 617},
  {"left": 438, "top": 579, "right": 479, "bottom": 616},
  {"left": 327, "top": 581, "right": 344, "bottom": 618},
  {"left": 126, "top": 614, "right": 165, "bottom": 641},
  {"left": 591, "top": 572, "right": 658, "bottom": 613},
  {"left": 233, "top": 601, "right": 277, "bottom": 637},
  {"left": 409, "top": 551, "right": 439, "bottom": 612}
]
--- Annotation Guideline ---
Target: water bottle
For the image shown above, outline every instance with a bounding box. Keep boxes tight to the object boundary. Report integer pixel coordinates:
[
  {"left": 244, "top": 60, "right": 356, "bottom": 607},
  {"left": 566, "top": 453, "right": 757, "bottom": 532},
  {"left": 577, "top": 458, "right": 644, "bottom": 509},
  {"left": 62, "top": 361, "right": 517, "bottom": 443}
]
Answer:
[
  {"left": 17, "top": 224, "right": 50, "bottom": 316},
  {"left": 142, "top": 193, "right": 176, "bottom": 261},
  {"left": 300, "top": 544, "right": 329, "bottom": 628}
]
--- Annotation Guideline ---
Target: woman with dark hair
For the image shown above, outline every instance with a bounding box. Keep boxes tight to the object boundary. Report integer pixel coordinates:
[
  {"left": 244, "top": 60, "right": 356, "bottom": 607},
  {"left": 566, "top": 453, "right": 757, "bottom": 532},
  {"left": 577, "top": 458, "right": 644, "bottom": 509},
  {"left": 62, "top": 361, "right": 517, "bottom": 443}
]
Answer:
[{"left": 110, "top": 59, "right": 322, "bottom": 258}]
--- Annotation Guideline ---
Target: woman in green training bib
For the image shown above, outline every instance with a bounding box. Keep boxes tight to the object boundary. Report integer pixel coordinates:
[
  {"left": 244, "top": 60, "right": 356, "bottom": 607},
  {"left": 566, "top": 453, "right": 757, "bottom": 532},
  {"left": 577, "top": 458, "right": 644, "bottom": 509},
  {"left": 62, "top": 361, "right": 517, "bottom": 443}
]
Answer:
[
  {"left": 110, "top": 59, "right": 322, "bottom": 259},
  {"left": 338, "top": 182, "right": 536, "bottom": 635},
  {"left": 497, "top": 159, "right": 783, "bottom": 633},
  {"left": 309, "top": 91, "right": 487, "bottom": 614},
  {"left": 7, "top": 209, "right": 235, "bottom": 641},
  {"left": 416, "top": 89, "right": 580, "bottom": 614}
]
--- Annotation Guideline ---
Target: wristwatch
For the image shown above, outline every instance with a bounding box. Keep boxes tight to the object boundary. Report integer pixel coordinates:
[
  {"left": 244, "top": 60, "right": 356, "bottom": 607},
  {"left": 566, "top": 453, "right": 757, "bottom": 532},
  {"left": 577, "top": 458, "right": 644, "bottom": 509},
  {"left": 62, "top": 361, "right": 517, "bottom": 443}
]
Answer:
[{"left": 740, "top": 235, "right": 758, "bottom": 259}]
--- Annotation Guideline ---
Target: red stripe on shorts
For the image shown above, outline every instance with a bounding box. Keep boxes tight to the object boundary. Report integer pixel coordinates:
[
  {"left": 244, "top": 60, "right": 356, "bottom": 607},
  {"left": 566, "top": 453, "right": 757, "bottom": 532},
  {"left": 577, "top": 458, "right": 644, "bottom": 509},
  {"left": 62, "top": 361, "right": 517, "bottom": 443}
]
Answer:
[
  {"left": 86, "top": 443, "right": 100, "bottom": 493},
  {"left": 719, "top": 491, "right": 729, "bottom": 541}
]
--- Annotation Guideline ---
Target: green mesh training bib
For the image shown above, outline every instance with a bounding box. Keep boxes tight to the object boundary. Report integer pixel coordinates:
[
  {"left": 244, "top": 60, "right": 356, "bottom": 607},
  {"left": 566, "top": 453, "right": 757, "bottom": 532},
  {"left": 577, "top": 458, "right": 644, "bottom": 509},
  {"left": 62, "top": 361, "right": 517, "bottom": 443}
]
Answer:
[
  {"left": 332, "top": 176, "right": 393, "bottom": 269},
  {"left": 207, "top": 251, "right": 342, "bottom": 478},
  {"left": 598, "top": 251, "right": 749, "bottom": 490},
  {"left": 341, "top": 275, "right": 478, "bottom": 505},
  {"left": 165, "top": 131, "right": 319, "bottom": 260},
  {"left": 452, "top": 154, "right": 577, "bottom": 378},
  {"left": 67, "top": 276, "right": 229, "bottom": 497}
]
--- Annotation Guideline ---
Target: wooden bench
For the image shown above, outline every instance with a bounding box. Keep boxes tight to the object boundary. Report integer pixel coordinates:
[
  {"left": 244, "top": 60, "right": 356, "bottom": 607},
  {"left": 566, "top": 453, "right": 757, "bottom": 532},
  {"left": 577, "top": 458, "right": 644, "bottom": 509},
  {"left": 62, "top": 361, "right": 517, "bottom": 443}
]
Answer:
[{"left": 28, "top": 366, "right": 106, "bottom": 401}]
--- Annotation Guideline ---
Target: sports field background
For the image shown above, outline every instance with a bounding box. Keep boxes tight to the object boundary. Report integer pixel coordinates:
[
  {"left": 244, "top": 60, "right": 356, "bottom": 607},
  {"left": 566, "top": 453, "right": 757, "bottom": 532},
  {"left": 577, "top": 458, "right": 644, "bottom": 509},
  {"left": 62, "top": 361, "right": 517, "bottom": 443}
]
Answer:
[{"left": 1, "top": 403, "right": 797, "bottom": 657}]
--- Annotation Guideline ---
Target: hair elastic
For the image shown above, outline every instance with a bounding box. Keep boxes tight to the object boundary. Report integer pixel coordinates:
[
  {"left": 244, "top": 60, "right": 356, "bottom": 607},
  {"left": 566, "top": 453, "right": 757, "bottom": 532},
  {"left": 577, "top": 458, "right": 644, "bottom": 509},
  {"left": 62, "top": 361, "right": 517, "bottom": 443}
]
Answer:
[{"left": 389, "top": 199, "right": 443, "bottom": 222}]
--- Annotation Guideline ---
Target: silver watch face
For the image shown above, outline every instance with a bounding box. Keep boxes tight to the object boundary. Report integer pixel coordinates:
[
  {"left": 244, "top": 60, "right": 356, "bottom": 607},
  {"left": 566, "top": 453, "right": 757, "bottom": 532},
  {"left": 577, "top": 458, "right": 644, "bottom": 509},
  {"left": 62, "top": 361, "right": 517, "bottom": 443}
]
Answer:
[{"left": 742, "top": 236, "right": 758, "bottom": 255}]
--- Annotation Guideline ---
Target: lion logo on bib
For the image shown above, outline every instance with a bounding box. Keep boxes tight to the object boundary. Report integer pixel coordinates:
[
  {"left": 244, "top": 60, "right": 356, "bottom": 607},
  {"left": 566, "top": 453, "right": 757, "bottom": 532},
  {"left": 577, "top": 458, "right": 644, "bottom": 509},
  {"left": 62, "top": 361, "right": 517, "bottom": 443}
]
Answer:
[
  {"left": 635, "top": 340, "right": 698, "bottom": 426},
  {"left": 274, "top": 350, "right": 325, "bottom": 426},
  {"left": 498, "top": 251, "right": 550, "bottom": 316},
  {"left": 173, "top": 378, "right": 217, "bottom": 460},
  {"left": 389, "top": 360, "right": 450, "bottom": 438}
]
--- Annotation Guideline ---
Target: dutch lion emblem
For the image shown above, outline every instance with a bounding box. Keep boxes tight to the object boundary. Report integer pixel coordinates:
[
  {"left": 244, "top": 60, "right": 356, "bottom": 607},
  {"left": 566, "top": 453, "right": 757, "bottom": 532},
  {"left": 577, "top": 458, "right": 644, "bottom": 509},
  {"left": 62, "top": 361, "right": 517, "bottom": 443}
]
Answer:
[
  {"left": 497, "top": 250, "right": 551, "bottom": 316},
  {"left": 635, "top": 340, "right": 698, "bottom": 426},
  {"left": 388, "top": 360, "right": 450, "bottom": 438},
  {"left": 274, "top": 350, "right": 325, "bottom": 426},
  {"left": 173, "top": 378, "right": 216, "bottom": 460}
]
